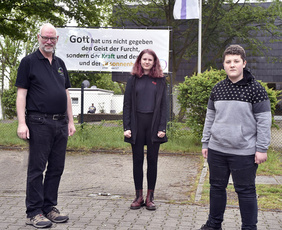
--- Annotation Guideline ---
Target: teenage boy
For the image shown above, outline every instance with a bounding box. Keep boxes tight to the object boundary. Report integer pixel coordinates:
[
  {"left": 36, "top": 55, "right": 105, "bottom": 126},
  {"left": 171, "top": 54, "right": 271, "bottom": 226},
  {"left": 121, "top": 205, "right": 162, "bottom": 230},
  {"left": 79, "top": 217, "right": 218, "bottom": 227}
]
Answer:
[{"left": 199, "top": 44, "right": 271, "bottom": 230}]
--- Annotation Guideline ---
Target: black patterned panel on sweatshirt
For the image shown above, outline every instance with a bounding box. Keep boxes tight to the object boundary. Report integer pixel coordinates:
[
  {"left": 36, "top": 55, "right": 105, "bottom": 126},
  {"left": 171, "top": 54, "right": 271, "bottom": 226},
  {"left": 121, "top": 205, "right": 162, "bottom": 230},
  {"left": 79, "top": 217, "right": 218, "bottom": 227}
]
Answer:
[{"left": 211, "top": 79, "right": 269, "bottom": 104}]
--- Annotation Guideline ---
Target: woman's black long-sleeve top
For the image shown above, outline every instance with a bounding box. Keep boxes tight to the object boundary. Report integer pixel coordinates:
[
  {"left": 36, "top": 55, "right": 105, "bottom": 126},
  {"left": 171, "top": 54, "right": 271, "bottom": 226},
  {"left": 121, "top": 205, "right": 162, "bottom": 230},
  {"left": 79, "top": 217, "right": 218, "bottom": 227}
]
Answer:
[{"left": 123, "top": 74, "right": 168, "bottom": 144}]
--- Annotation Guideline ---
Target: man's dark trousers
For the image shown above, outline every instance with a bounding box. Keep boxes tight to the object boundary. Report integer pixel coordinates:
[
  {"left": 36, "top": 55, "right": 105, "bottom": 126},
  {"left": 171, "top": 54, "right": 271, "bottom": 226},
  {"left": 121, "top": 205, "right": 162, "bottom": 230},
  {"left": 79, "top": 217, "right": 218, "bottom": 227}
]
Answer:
[{"left": 25, "top": 113, "right": 68, "bottom": 218}]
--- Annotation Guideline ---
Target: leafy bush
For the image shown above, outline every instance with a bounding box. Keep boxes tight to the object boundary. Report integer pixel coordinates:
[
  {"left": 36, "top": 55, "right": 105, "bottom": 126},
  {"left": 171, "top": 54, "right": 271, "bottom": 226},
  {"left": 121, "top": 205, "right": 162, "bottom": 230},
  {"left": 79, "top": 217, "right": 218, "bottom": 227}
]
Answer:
[
  {"left": 1, "top": 86, "right": 17, "bottom": 119},
  {"left": 258, "top": 81, "right": 282, "bottom": 128},
  {"left": 177, "top": 68, "right": 226, "bottom": 138},
  {"left": 177, "top": 68, "right": 281, "bottom": 138}
]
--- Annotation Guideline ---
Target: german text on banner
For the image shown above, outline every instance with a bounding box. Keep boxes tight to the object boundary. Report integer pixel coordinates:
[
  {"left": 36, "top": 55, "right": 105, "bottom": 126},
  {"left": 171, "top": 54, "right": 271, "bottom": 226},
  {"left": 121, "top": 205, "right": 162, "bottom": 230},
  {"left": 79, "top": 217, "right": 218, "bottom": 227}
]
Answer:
[
  {"left": 55, "top": 28, "right": 169, "bottom": 73},
  {"left": 173, "top": 0, "right": 199, "bottom": 20}
]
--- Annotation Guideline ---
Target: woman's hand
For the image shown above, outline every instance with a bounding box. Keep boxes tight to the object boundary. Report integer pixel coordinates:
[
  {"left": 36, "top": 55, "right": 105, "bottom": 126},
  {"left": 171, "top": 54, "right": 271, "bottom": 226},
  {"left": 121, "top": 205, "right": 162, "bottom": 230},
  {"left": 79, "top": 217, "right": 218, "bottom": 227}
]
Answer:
[
  {"left": 157, "top": 131, "right": 165, "bottom": 138},
  {"left": 124, "top": 130, "right": 131, "bottom": 138}
]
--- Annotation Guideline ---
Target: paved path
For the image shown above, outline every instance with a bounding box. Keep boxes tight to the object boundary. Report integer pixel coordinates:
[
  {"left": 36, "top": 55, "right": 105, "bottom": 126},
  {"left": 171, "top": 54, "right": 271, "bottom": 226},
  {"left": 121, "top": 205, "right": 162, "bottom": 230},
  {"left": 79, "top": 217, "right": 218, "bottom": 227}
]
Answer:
[{"left": 0, "top": 150, "right": 281, "bottom": 230}]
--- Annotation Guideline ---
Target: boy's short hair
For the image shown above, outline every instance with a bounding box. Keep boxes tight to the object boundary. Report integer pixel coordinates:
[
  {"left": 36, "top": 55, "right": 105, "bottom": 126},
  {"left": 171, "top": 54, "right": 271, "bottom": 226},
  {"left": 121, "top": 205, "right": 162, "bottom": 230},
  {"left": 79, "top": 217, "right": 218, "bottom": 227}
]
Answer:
[{"left": 223, "top": 44, "right": 246, "bottom": 62}]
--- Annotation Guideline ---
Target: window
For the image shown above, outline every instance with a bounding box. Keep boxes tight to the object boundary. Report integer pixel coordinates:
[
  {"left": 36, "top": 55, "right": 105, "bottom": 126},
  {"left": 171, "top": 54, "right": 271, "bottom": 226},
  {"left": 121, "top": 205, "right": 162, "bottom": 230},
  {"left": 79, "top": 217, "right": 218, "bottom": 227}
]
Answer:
[{"left": 71, "top": 97, "right": 79, "bottom": 104}]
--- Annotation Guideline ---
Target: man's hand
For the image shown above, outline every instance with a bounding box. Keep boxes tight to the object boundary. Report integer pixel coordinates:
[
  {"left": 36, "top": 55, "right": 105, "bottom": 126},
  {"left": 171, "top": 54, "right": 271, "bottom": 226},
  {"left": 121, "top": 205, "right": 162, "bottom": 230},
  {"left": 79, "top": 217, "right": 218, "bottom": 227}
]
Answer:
[
  {"left": 17, "top": 123, "right": 29, "bottom": 140},
  {"left": 255, "top": 151, "right": 267, "bottom": 164},
  {"left": 68, "top": 123, "right": 76, "bottom": 136}
]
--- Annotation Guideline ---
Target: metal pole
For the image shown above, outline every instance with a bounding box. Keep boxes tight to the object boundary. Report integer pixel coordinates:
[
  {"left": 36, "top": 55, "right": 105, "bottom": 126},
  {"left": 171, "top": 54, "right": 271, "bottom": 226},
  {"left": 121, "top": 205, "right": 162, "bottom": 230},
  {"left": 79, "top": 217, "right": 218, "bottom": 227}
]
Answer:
[
  {"left": 197, "top": 0, "right": 202, "bottom": 74},
  {"left": 80, "top": 80, "right": 90, "bottom": 124},
  {"left": 81, "top": 83, "right": 84, "bottom": 124},
  {"left": 169, "top": 72, "right": 173, "bottom": 123}
]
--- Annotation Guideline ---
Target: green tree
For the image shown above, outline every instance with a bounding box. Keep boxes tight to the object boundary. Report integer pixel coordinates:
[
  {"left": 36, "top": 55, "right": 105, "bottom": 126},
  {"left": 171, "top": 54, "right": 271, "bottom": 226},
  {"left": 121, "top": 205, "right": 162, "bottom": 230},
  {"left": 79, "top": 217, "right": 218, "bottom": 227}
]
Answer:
[
  {"left": 0, "top": 37, "right": 21, "bottom": 92},
  {"left": 0, "top": 20, "right": 43, "bottom": 119},
  {"left": 0, "top": 0, "right": 114, "bottom": 40},
  {"left": 0, "top": 0, "right": 65, "bottom": 40},
  {"left": 112, "top": 0, "right": 282, "bottom": 85}
]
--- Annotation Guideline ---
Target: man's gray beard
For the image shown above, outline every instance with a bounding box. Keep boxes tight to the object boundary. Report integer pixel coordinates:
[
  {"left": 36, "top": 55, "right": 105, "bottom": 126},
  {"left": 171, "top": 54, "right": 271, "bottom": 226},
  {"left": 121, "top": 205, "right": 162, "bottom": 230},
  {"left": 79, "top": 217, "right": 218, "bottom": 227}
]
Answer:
[
  {"left": 40, "top": 44, "right": 56, "bottom": 53},
  {"left": 44, "top": 47, "right": 55, "bottom": 53}
]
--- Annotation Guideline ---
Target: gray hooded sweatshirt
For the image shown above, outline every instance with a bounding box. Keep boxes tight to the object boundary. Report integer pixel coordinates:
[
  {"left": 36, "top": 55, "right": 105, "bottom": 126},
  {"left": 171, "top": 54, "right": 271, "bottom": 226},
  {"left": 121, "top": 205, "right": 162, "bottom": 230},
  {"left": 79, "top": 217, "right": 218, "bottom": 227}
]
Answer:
[{"left": 201, "top": 69, "right": 272, "bottom": 155}]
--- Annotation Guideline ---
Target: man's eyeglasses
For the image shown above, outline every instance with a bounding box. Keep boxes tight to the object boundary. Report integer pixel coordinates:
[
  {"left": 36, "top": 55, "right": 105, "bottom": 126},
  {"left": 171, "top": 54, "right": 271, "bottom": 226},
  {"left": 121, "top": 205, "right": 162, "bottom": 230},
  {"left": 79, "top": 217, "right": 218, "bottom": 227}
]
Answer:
[{"left": 39, "top": 34, "right": 57, "bottom": 42}]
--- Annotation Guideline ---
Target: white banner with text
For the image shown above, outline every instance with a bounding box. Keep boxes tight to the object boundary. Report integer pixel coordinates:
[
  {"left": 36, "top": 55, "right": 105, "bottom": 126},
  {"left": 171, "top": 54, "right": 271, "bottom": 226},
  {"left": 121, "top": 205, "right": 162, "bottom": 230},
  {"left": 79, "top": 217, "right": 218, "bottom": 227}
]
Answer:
[{"left": 56, "top": 28, "right": 170, "bottom": 73}]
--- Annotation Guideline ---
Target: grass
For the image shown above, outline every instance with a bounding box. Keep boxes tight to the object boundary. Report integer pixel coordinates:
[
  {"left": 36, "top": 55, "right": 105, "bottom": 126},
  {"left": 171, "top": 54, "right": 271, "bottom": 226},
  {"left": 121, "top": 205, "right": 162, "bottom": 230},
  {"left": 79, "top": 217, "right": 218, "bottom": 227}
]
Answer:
[
  {"left": 0, "top": 120, "right": 202, "bottom": 153},
  {"left": 0, "top": 121, "right": 27, "bottom": 147},
  {"left": 256, "top": 184, "right": 282, "bottom": 210},
  {"left": 256, "top": 148, "right": 282, "bottom": 175},
  {"left": 1, "top": 119, "right": 281, "bottom": 211},
  {"left": 68, "top": 121, "right": 202, "bottom": 153}
]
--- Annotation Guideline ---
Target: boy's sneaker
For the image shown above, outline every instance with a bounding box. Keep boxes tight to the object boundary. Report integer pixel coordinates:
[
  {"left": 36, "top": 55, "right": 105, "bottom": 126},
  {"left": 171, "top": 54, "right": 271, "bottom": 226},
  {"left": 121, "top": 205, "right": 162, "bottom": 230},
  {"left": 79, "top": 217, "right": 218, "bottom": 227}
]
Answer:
[
  {"left": 26, "top": 214, "right": 52, "bottom": 228},
  {"left": 45, "top": 207, "right": 69, "bottom": 223}
]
